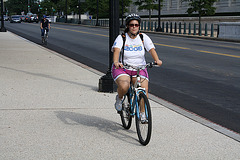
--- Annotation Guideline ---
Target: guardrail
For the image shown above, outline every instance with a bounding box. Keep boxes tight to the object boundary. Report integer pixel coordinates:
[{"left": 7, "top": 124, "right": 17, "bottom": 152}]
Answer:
[{"left": 139, "top": 21, "right": 219, "bottom": 37}]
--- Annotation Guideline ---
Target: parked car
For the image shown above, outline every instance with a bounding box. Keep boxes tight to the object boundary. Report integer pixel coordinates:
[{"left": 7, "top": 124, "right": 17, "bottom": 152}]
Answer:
[{"left": 10, "top": 15, "right": 21, "bottom": 23}]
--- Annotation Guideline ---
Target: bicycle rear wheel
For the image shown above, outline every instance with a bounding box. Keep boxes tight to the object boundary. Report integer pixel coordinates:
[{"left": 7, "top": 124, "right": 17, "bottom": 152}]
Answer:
[
  {"left": 135, "top": 92, "right": 152, "bottom": 145},
  {"left": 120, "top": 93, "right": 132, "bottom": 129}
]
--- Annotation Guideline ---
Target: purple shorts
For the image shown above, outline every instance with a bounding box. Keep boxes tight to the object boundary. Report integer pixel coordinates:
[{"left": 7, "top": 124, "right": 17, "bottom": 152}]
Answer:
[{"left": 111, "top": 65, "right": 149, "bottom": 81}]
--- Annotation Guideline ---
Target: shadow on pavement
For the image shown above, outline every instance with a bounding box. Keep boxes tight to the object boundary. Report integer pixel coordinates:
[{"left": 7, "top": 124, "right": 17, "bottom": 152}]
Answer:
[{"left": 55, "top": 111, "right": 141, "bottom": 145}]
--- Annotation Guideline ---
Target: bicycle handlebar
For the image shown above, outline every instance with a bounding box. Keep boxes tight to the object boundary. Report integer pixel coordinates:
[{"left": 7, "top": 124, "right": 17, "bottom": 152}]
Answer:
[{"left": 122, "top": 62, "right": 158, "bottom": 70}]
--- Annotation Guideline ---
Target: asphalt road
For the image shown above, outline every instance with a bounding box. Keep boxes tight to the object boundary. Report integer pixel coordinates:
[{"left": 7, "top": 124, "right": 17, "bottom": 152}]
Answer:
[{"left": 4, "top": 21, "right": 240, "bottom": 133}]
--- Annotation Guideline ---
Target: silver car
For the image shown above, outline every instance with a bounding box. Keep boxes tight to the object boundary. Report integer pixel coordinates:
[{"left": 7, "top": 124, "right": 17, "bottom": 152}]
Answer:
[
  {"left": 10, "top": 15, "right": 21, "bottom": 23},
  {"left": 46, "top": 16, "right": 52, "bottom": 23}
]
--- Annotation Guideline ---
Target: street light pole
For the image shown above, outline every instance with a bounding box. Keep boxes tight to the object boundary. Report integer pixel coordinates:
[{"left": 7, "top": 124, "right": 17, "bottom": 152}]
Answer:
[
  {"left": 120, "top": 0, "right": 125, "bottom": 28},
  {"left": 0, "top": 0, "right": 7, "bottom": 32},
  {"left": 65, "top": 0, "right": 67, "bottom": 23},
  {"left": 78, "top": 0, "right": 81, "bottom": 24},
  {"left": 156, "top": 0, "right": 162, "bottom": 32},
  {"left": 28, "top": 0, "right": 30, "bottom": 12},
  {"left": 96, "top": 0, "right": 99, "bottom": 26},
  {"left": 98, "top": 0, "right": 119, "bottom": 92}
]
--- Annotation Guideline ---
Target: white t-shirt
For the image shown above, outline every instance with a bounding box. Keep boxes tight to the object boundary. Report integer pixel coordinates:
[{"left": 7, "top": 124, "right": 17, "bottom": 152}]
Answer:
[{"left": 112, "top": 33, "right": 155, "bottom": 66}]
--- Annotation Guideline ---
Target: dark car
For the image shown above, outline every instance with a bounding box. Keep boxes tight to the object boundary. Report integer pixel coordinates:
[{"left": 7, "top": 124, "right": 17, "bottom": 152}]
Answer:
[{"left": 10, "top": 15, "right": 21, "bottom": 23}]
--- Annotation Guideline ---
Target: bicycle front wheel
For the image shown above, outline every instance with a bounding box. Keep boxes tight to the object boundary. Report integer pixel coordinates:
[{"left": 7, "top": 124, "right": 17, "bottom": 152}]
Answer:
[
  {"left": 44, "top": 36, "right": 48, "bottom": 45},
  {"left": 135, "top": 92, "right": 152, "bottom": 145},
  {"left": 120, "top": 93, "right": 132, "bottom": 129}
]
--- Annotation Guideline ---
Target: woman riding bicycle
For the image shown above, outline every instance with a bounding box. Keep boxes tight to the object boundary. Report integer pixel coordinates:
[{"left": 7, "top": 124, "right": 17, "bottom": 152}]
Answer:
[
  {"left": 40, "top": 15, "right": 50, "bottom": 41},
  {"left": 112, "top": 13, "right": 162, "bottom": 116}
]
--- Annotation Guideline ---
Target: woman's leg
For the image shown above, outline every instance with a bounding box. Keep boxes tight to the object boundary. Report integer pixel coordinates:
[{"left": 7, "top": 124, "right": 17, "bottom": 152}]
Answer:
[
  {"left": 115, "top": 75, "right": 131, "bottom": 99},
  {"left": 114, "top": 75, "right": 130, "bottom": 111}
]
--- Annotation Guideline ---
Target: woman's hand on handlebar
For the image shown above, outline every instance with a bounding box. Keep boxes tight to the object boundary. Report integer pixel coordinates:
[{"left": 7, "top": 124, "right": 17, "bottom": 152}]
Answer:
[
  {"left": 114, "top": 62, "right": 123, "bottom": 69},
  {"left": 155, "top": 59, "right": 163, "bottom": 66}
]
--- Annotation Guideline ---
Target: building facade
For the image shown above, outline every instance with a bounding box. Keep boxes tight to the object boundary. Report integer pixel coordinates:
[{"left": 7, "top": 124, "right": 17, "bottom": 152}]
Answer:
[{"left": 127, "top": 0, "right": 240, "bottom": 17}]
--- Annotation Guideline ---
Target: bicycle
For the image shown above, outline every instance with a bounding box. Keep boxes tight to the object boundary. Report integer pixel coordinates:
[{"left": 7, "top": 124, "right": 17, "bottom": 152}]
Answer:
[
  {"left": 119, "top": 62, "right": 158, "bottom": 146},
  {"left": 41, "top": 27, "right": 48, "bottom": 45}
]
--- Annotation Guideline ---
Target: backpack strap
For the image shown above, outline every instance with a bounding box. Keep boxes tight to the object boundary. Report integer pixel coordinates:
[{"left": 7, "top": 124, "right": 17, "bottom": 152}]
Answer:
[
  {"left": 139, "top": 33, "right": 144, "bottom": 43},
  {"left": 139, "top": 33, "right": 146, "bottom": 52},
  {"left": 121, "top": 33, "right": 126, "bottom": 64}
]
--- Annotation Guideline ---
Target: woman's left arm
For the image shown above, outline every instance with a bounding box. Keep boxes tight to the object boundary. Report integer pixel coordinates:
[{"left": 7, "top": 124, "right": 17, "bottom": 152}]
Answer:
[{"left": 149, "top": 48, "right": 162, "bottom": 66}]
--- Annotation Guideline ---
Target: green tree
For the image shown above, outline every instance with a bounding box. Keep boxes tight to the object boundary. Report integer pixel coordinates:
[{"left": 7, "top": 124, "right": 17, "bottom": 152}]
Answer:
[
  {"left": 119, "top": 0, "right": 133, "bottom": 17},
  {"left": 134, "top": 0, "right": 160, "bottom": 28},
  {"left": 85, "top": 0, "right": 131, "bottom": 19},
  {"left": 5, "top": 0, "right": 28, "bottom": 15},
  {"left": 4, "top": 0, "right": 45, "bottom": 15},
  {"left": 39, "top": 0, "right": 57, "bottom": 16},
  {"left": 85, "top": 0, "right": 109, "bottom": 18},
  {"left": 183, "top": 0, "right": 217, "bottom": 26},
  {"left": 48, "top": 0, "right": 88, "bottom": 18}
]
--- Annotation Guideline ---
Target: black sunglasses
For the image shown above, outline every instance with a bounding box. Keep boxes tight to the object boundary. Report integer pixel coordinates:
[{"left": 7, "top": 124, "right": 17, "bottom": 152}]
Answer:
[{"left": 129, "top": 24, "right": 140, "bottom": 27}]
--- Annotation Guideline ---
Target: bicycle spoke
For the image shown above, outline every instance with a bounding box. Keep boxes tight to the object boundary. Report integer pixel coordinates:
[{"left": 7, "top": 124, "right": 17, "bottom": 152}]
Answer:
[{"left": 120, "top": 94, "right": 132, "bottom": 129}]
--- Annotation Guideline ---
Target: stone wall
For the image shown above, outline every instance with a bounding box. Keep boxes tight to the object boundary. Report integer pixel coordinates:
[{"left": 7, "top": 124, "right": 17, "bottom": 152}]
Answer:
[{"left": 218, "top": 22, "right": 240, "bottom": 40}]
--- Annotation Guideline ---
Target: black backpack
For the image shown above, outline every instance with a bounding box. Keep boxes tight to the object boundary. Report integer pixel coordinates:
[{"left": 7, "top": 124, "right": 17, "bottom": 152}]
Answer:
[{"left": 120, "top": 32, "right": 144, "bottom": 64}]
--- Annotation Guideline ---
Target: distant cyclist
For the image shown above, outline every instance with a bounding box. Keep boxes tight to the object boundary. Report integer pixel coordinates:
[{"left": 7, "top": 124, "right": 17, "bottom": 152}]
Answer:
[
  {"left": 40, "top": 15, "right": 50, "bottom": 41},
  {"left": 112, "top": 13, "right": 162, "bottom": 115}
]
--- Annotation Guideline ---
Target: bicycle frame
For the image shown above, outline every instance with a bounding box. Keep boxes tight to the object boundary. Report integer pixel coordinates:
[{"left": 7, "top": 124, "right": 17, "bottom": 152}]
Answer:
[
  {"left": 125, "top": 74, "right": 148, "bottom": 120},
  {"left": 44, "top": 28, "right": 48, "bottom": 38},
  {"left": 123, "top": 62, "right": 158, "bottom": 119}
]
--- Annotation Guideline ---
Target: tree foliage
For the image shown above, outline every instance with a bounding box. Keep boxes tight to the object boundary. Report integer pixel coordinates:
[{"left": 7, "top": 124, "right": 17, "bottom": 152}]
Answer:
[
  {"left": 134, "top": 0, "right": 162, "bottom": 26},
  {"left": 183, "top": 0, "right": 217, "bottom": 24},
  {"left": 5, "top": 0, "right": 29, "bottom": 15},
  {"left": 4, "top": 0, "right": 132, "bottom": 18},
  {"left": 85, "top": 0, "right": 132, "bottom": 19}
]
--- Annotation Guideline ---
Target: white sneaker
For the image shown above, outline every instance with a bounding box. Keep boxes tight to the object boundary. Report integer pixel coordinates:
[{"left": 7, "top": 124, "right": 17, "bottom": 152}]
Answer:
[
  {"left": 140, "top": 112, "right": 147, "bottom": 123},
  {"left": 115, "top": 95, "right": 123, "bottom": 111}
]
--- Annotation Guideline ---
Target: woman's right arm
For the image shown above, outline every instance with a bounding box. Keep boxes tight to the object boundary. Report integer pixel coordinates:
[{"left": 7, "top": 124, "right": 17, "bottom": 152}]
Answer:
[{"left": 113, "top": 48, "right": 123, "bottom": 69}]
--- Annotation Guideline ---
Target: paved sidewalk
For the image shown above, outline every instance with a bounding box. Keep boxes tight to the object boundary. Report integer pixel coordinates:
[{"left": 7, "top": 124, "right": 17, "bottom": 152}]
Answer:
[{"left": 0, "top": 31, "right": 240, "bottom": 160}]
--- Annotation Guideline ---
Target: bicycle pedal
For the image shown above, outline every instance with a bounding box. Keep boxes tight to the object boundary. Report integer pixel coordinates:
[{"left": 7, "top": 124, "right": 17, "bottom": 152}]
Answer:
[{"left": 140, "top": 119, "right": 148, "bottom": 124}]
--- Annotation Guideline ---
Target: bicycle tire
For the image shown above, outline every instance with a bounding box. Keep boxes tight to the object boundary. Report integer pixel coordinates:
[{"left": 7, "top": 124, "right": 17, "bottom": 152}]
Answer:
[
  {"left": 42, "top": 37, "right": 44, "bottom": 44},
  {"left": 135, "top": 92, "right": 152, "bottom": 145},
  {"left": 44, "top": 34, "right": 48, "bottom": 45},
  {"left": 45, "top": 37, "right": 47, "bottom": 45},
  {"left": 120, "top": 93, "right": 132, "bottom": 129}
]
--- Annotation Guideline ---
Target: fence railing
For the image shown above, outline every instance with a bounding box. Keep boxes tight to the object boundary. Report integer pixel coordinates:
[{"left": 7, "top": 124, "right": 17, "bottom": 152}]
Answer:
[{"left": 56, "top": 18, "right": 219, "bottom": 38}]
